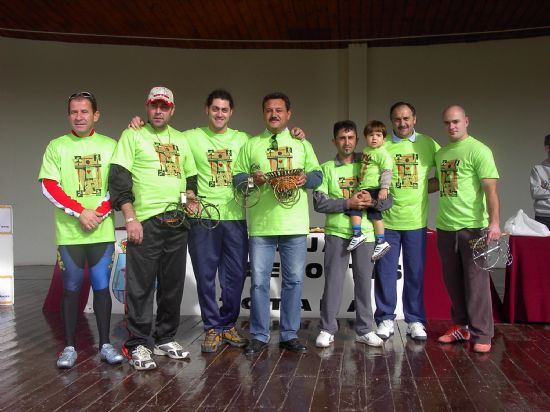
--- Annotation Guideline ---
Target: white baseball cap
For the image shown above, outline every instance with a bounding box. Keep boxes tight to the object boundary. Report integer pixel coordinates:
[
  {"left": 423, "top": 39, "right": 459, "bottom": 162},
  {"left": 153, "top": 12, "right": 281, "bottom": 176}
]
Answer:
[{"left": 147, "top": 86, "right": 174, "bottom": 106}]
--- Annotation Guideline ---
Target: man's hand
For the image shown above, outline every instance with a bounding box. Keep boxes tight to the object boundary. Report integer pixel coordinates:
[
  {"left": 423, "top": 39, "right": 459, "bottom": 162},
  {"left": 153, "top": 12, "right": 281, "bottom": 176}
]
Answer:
[
  {"left": 295, "top": 171, "right": 306, "bottom": 187},
  {"left": 252, "top": 171, "right": 267, "bottom": 186},
  {"left": 184, "top": 191, "right": 200, "bottom": 215},
  {"left": 79, "top": 209, "right": 102, "bottom": 232},
  {"left": 347, "top": 190, "right": 373, "bottom": 209},
  {"left": 486, "top": 222, "right": 501, "bottom": 243},
  {"left": 291, "top": 127, "right": 306, "bottom": 141},
  {"left": 378, "top": 188, "right": 388, "bottom": 200},
  {"left": 126, "top": 219, "right": 143, "bottom": 244},
  {"left": 128, "top": 116, "right": 145, "bottom": 130}
]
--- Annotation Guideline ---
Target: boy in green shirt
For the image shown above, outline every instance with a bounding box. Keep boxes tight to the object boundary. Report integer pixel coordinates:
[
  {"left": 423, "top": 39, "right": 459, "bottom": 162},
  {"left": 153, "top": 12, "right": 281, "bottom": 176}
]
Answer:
[{"left": 346, "top": 120, "right": 393, "bottom": 261}]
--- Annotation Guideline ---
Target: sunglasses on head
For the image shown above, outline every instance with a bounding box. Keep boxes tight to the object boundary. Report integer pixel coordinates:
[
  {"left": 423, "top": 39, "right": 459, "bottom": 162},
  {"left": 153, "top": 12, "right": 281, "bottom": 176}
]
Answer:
[{"left": 68, "top": 91, "right": 96, "bottom": 104}]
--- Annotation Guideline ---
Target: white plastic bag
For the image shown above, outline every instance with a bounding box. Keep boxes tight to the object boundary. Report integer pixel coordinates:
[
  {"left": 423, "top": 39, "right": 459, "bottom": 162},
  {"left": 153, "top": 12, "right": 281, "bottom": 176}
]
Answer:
[{"left": 504, "top": 209, "right": 550, "bottom": 237}]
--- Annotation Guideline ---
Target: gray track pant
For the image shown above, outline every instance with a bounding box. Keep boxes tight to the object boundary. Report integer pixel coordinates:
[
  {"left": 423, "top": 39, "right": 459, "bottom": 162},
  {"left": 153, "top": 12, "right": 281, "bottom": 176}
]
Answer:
[
  {"left": 437, "top": 228, "right": 494, "bottom": 344},
  {"left": 320, "top": 235, "right": 376, "bottom": 335}
]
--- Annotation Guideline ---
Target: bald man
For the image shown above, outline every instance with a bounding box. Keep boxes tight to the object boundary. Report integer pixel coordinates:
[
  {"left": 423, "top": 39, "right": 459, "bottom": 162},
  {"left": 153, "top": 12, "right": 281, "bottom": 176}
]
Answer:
[{"left": 434, "top": 105, "right": 501, "bottom": 353}]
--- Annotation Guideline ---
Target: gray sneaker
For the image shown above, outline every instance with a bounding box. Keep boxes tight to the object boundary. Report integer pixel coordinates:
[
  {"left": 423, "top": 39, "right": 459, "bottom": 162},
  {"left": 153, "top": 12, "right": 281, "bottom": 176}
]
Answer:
[
  {"left": 57, "top": 346, "right": 77, "bottom": 369},
  {"left": 99, "top": 343, "right": 124, "bottom": 364},
  {"left": 130, "top": 345, "right": 157, "bottom": 370},
  {"left": 154, "top": 341, "right": 190, "bottom": 359}
]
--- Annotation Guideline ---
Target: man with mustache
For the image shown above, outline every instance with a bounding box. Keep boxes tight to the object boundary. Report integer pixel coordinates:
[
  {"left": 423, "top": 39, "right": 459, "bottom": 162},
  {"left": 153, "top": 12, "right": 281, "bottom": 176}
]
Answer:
[
  {"left": 374, "top": 102, "right": 440, "bottom": 341},
  {"left": 39, "top": 91, "right": 123, "bottom": 368},
  {"left": 109, "top": 87, "right": 198, "bottom": 370},
  {"left": 233, "top": 92, "right": 322, "bottom": 355},
  {"left": 435, "top": 105, "right": 500, "bottom": 353}
]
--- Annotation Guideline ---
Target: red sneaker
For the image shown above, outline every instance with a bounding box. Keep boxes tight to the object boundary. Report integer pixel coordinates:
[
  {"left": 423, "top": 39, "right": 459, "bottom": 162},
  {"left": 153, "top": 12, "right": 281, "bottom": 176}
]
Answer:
[{"left": 437, "top": 325, "right": 471, "bottom": 344}]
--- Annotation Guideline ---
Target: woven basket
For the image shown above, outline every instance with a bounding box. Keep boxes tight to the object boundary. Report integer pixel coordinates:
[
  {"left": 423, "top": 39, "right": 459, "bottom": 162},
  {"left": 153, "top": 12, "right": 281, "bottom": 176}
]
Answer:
[{"left": 265, "top": 169, "right": 303, "bottom": 191}]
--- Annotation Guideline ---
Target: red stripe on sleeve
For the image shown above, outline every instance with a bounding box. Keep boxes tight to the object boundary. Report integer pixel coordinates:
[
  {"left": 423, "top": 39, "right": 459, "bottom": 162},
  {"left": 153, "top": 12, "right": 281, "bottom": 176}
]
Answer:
[{"left": 42, "top": 179, "right": 85, "bottom": 216}]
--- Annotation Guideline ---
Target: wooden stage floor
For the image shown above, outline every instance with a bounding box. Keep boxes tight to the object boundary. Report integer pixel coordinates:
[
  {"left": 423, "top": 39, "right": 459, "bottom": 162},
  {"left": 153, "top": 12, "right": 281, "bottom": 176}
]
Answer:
[{"left": 2, "top": 267, "right": 550, "bottom": 411}]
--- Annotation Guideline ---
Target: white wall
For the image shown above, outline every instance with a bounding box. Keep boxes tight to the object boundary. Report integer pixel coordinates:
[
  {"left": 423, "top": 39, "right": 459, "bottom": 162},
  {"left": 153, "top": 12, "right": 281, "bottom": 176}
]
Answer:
[{"left": 1, "top": 36, "right": 548, "bottom": 264}]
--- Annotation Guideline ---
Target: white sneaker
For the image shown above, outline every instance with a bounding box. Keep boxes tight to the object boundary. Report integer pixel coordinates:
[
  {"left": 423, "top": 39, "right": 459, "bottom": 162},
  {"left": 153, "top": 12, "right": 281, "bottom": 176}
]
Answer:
[
  {"left": 129, "top": 345, "right": 157, "bottom": 370},
  {"left": 407, "top": 322, "right": 427, "bottom": 341},
  {"left": 372, "top": 241, "right": 391, "bottom": 261},
  {"left": 356, "top": 331, "right": 384, "bottom": 347},
  {"left": 153, "top": 341, "right": 189, "bottom": 359},
  {"left": 315, "top": 331, "right": 334, "bottom": 348},
  {"left": 347, "top": 234, "right": 366, "bottom": 251},
  {"left": 376, "top": 319, "right": 394, "bottom": 339}
]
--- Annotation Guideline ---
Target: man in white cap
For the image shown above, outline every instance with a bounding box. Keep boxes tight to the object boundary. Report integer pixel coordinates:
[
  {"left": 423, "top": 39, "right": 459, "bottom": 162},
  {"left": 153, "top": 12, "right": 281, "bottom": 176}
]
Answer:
[{"left": 109, "top": 87, "right": 198, "bottom": 370}]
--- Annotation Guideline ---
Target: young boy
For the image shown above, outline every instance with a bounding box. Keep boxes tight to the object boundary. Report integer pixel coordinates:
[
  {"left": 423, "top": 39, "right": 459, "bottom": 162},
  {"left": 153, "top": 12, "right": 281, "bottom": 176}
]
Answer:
[{"left": 346, "top": 120, "right": 393, "bottom": 260}]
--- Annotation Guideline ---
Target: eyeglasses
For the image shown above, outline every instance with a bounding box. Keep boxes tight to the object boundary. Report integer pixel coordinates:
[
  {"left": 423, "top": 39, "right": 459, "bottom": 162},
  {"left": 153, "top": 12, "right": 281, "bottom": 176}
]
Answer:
[
  {"left": 270, "top": 134, "right": 278, "bottom": 150},
  {"left": 68, "top": 91, "right": 96, "bottom": 105}
]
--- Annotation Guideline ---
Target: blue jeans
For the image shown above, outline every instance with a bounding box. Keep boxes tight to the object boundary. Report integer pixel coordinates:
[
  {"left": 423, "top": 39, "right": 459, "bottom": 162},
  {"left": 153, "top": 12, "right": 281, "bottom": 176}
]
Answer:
[
  {"left": 188, "top": 220, "right": 248, "bottom": 332},
  {"left": 249, "top": 235, "right": 307, "bottom": 343},
  {"left": 374, "top": 227, "right": 427, "bottom": 324}
]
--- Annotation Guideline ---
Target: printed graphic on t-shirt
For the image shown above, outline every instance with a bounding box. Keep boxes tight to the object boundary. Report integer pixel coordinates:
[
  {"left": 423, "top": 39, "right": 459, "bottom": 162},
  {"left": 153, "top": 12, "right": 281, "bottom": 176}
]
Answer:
[
  {"left": 154, "top": 143, "right": 181, "bottom": 178},
  {"left": 394, "top": 153, "right": 418, "bottom": 189},
  {"left": 74, "top": 154, "right": 102, "bottom": 197},
  {"left": 267, "top": 147, "right": 293, "bottom": 171},
  {"left": 359, "top": 153, "right": 372, "bottom": 182},
  {"left": 207, "top": 149, "right": 233, "bottom": 187},
  {"left": 338, "top": 176, "right": 359, "bottom": 199},
  {"left": 440, "top": 159, "right": 460, "bottom": 197}
]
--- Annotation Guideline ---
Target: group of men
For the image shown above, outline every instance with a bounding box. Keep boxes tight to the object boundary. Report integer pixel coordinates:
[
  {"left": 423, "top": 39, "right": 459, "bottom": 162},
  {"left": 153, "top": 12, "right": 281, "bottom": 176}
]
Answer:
[{"left": 39, "top": 87, "right": 501, "bottom": 371}]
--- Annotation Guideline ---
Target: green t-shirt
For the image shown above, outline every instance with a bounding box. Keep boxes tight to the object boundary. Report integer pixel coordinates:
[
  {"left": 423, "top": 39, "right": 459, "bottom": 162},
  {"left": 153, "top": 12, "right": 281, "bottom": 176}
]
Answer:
[
  {"left": 317, "top": 157, "right": 375, "bottom": 240},
  {"left": 435, "top": 136, "right": 499, "bottom": 231},
  {"left": 183, "top": 127, "right": 250, "bottom": 220},
  {"left": 359, "top": 145, "right": 393, "bottom": 189},
  {"left": 382, "top": 132, "right": 440, "bottom": 230},
  {"left": 38, "top": 132, "right": 116, "bottom": 245},
  {"left": 233, "top": 129, "right": 321, "bottom": 236},
  {"left": 110, "top": 124, "right": 198, "bottom": 222}
]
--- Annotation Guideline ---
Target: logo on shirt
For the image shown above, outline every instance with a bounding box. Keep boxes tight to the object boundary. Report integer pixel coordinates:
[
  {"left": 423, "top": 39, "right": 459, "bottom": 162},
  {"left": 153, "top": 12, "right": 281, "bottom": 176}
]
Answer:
[
  {"left": 338, "top": 176, "right": 359, "bottom": 199},
  {"left": 359, "top": 153, "right": 372, "bottom": 182},
  {"left": 207, "top": 149, "right": 233, "bottom": 187},
  {"left": 74, "top": 154, "right": 102, "bottom": 197},
  {"left": 267, "top": 147, "right": 293, "bottom": 171},
  {"left": 394, "top": 153, "right": 418, "bottom": 189},
  {"left": 439, "top": 159, "right": 460, "bottom": 197},
  {"left": 154, "top": 143, "right": 181, "bottom": 178}
]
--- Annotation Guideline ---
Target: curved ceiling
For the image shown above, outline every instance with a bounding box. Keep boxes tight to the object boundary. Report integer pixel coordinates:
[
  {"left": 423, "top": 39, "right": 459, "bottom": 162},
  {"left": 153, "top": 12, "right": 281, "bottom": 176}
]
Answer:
[{"left": 1, "top": 0, "right": 550, "bottom": 49}]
